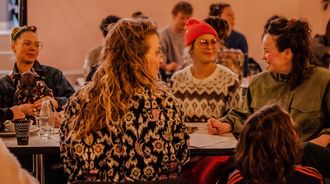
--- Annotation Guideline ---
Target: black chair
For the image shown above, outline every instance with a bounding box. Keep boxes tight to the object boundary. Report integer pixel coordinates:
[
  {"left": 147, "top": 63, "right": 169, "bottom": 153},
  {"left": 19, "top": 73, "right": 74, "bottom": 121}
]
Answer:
[{"left": 73, "top": 178, "right": 191, "bottom": 184}]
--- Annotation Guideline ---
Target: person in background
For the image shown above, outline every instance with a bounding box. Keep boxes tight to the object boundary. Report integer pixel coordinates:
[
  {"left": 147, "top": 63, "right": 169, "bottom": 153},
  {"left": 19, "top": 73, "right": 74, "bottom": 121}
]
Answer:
[
  {"left": 160, "top": 1, "right": 193, "bottom": 82},
  {"left": 170, "top": 18, "right": 240, "bottom": 184},
  {"left": 205, "top": 16, "right": 244, "bottom": 81},
  {"left": 0, "top": 25, "right": 74, "bottom": 122},
  {"left": 0, "top": 25, "right": 75, "bottom": 184},
  {"left": 209, "top": 3, "right": 249, "bottom": 77},
  {"left": 131, "top": 11, "right": 149, "bottom": 19},
  {"left": 84, "top": 15, "right": 121, "bottom": 82},
  {"left": 171, "top": 17, "right": 241, "bottom": 123},
  {"left": 207, "top": 16, "right": 330, "bottom": 178},
  {"left": 310, "top": 19, "right": 330, "bottom": 68},
  {"left": 61, "top": 18, "right": 189, "bottom": 183},
  {"left": 226, "top": 104, "right": 325, "bottom": 184}
]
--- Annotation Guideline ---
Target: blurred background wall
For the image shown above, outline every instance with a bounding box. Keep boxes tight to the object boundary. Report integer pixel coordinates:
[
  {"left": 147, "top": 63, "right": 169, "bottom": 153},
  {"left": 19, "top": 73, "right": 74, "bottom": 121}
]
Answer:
[{"left": 1, "top": 0, "right": 330, "bottom": 84}]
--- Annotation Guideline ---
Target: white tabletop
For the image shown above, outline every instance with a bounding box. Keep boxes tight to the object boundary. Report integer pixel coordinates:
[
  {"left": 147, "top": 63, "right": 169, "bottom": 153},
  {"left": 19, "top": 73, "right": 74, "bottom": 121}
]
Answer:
[
  {"left": 186, "top": 123, "right": 237, "bottom": 155},
  {"left": 2, "top": 131, "right": 59, "bottom": 155},
  {"left": 3, "top": 124, "right": 237, "bottom": 156}
]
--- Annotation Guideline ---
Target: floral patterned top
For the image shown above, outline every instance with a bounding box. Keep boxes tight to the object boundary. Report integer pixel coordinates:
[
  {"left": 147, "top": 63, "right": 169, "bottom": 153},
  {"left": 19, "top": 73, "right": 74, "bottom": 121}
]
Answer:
[{"left": 60, "top": 87, "right": 190, "bottom": 183}]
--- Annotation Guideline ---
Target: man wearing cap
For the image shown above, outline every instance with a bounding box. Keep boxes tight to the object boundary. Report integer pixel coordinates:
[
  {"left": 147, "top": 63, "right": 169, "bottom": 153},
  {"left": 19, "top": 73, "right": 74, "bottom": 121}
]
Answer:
[{"left": 170, "top": 17, "right": 241, "bottom": 123}]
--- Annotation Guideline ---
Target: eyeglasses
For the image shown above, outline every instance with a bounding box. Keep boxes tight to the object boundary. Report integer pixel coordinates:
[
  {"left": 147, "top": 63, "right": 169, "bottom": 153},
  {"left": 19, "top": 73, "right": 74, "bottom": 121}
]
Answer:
[
  {"left": 16, "top": 40, "right": 43, "bottom": 50},
  {"left": 197, "top": 38, "right": 219, "bottom": 49}
]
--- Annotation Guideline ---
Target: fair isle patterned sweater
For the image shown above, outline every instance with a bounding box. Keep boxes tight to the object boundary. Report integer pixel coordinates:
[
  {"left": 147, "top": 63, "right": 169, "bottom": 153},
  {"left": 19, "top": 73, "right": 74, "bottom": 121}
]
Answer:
[{"left": 170, "top": 64, "right": 241, "bottom": 122}]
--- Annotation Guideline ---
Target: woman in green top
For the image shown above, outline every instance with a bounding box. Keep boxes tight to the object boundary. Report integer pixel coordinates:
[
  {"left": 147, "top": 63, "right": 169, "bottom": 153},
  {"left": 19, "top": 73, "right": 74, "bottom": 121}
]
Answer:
[{"left": 207, "top": 17, "right": 330, "bottom": 177}]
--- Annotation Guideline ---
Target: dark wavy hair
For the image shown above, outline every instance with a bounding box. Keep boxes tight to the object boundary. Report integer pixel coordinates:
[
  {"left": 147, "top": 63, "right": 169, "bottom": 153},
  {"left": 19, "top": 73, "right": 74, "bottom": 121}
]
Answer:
[
  {"left": 235, "top": 104, "right": 302, "bottom": 184},
  {"left": 171, "top": 1, "right": 193, "bottom": 16},
  {"left": 99, "top": 15, "right": 121, "bottom": 37},
  {"left": 264, "top": 17, "right": 315, "bottom": 90},
  {"left": 209, "top": 3, "right": 230, "bottom": 17},
  {"left": 204, "top": 17, "right": 229, "bottom": 40}
]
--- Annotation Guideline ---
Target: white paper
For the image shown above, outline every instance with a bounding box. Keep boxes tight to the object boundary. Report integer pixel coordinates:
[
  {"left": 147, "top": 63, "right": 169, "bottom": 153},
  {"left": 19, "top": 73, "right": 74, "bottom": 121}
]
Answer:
[{"left": 189, "top": 133, "right": 231, "bottom": 148}]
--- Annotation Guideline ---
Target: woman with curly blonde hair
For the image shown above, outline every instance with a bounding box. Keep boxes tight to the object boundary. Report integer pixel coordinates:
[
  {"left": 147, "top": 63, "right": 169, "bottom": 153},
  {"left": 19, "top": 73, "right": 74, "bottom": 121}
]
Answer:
[{"left": 60, "top": 18, "right": 189, "bottom": 183}]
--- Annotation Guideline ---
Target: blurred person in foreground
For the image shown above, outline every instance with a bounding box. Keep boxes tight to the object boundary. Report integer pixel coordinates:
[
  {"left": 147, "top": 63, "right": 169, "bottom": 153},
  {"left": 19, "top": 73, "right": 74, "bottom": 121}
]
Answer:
[
  {"left": 60, "top": 18, "right": 190, "bottom": 183},
  {"left": 225, "top": 104, "right": 325, "bottom": 184}
]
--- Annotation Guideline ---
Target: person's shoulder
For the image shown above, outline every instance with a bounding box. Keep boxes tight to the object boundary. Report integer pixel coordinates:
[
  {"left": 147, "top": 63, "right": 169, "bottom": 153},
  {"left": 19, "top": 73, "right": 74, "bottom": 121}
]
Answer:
[
  {"left": 160, "top": 25, "right": 172, "bottom": 41},
  {"left": 0, "top": 74, "right": 11, "bottom": 83},
  {"left": 87, "top": 45, "right": 102, "bottom": 57},
  {"left": 160, "top": 25, "right": 171, "bottom": 34},
  {"left": 227, "top": 169, "right": 243, "bottom": 184},
  {"left": 135, "top": 87, "right": 177, "bottom": 105},
  {"left": 312, "top": 66, "right": 330, "bottom": 77},
  {"left": 232, "top": 30, "right": 246, "bottom": 39},
  {"left": 36, "top": 62, "right": 63, "bottom": 75},
  {"left": 171, "top": 66, "right": 190, "bottom": 80},
  {"left": 249, "top": 71, "right": 272, "bottom": 85},
  {"left": 292, "top": 165, "right": 324, "bottom": 182},
  {"left": 305, "top": 66, "right": 330, "bottom": 86},
  {"left": 217, "top": 64, "right": 238, "bottom": 77}
]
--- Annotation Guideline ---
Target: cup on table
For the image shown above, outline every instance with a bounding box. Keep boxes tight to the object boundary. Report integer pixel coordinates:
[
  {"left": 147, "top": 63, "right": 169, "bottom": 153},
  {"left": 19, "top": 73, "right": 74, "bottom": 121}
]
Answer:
[{"left": 14, "top": 119, "right": 31, "bottom": 145}]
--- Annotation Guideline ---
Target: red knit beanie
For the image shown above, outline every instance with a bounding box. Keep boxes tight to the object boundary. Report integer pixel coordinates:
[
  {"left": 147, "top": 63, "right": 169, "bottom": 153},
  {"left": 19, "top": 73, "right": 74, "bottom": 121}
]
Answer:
[{"left": 184, "top": 17, "right": 218, "bottom": 46}]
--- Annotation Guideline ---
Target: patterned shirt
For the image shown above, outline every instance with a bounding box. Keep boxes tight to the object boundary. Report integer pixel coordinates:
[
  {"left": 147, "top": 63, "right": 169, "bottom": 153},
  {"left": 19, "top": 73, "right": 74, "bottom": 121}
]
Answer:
[
  {"left": 218, "top": 48, "right": 244, "bottom": 81},
  {"left": 170, "top": 64, "right": 241, "bottom": 122},
  {"left": 60, "top": 87, "right": 190, "bottom": 183}
]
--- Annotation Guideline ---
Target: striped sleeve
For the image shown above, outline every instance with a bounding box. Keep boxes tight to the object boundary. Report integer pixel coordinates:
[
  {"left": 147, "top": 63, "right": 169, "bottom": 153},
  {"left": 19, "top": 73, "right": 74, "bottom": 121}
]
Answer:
[
  {"left": 294, "top": 165, "right": 324, "bottom": 184},
  {"left": 226, "top": 169, "right": 243, "bottom": 184}
]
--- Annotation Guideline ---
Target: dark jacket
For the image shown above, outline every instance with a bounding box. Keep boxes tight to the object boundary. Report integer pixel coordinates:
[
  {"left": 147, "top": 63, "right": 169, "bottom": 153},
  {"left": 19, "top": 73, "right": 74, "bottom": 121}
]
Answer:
[
  {"left": 0, "top": 108, "right": 13, "bottom": 129},
  {"left": 0, "top": 61, "right": 75, "bottom": 111}
]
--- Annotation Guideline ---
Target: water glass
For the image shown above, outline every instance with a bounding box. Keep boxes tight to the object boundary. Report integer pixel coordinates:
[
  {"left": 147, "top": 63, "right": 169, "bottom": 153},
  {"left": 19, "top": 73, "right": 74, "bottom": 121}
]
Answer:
[{"left": 39, "top": 99, "right": 54, "bottom": 137}]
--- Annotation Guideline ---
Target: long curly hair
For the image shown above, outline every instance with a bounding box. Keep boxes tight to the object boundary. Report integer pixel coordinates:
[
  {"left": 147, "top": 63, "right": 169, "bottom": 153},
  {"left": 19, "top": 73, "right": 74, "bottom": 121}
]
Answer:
[
  {"left": 235, "top": 104, "right": 302, "bottom": 184},
  {"left": 67, "top": 18, "right": 161, "bottom": 138},
  {"left": 265, "top": 17, "right": 315, "bottom": 90}
]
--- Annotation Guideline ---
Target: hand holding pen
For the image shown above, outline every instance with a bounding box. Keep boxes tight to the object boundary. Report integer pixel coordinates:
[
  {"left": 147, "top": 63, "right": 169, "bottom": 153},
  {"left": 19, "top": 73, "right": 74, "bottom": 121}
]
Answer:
[{"left": 207, "top": 117, "right": 232, "bottom": 135}]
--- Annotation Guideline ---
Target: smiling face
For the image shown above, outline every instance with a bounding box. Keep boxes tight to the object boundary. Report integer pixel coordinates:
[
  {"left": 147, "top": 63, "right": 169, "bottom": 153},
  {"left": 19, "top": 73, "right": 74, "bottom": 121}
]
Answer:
[
  {"left": 261, "top": 33, "right": 293, "bottom": 74},
  {"left": 191, "top": 34, "right": 219, "bottom": 65},
  {"left": 11, "top": 31, "right": 41, "bottom": 65},
  {"left": 144, "top": 34, "right": 163, "bottom": 79}
]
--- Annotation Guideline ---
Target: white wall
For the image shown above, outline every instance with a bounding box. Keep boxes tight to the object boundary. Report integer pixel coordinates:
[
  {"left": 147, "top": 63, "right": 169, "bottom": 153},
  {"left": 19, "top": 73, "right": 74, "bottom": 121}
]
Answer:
[{"left": 24, "top": 0, "right": 330, "bottom": 73}]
